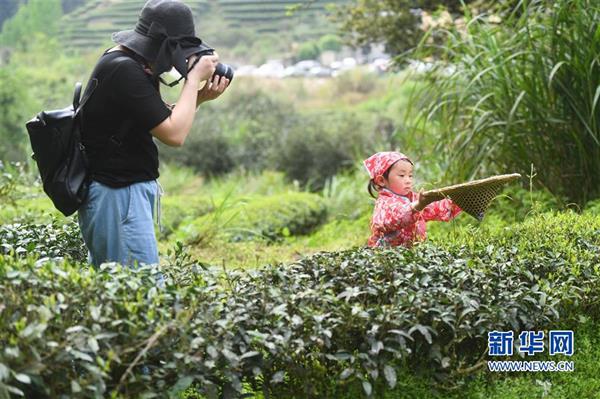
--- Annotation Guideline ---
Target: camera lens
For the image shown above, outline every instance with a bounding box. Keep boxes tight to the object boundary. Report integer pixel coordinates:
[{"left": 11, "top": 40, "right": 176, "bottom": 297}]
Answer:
[{"left": 213, "top": 63, "right": 234, "bottom": 82}]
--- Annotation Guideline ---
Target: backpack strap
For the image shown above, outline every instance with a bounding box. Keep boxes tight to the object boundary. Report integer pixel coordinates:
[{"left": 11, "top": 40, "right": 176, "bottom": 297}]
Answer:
[
  {"left": 73, "top": 82, "right": 82, "bottom": 110},
  {"left": 76, "top": 54, "right": 132, "bottom": 118},
  {"left": 74, "top": 78, "right": 98, "bottom": 117},
  {"left": 70, "top": 77, "right": 100, "bottom": 149}
]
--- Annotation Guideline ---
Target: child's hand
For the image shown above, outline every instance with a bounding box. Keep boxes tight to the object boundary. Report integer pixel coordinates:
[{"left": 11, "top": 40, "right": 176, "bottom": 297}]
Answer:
[{"left": 414, "top": 191, "right": 444, "bottom": 211}]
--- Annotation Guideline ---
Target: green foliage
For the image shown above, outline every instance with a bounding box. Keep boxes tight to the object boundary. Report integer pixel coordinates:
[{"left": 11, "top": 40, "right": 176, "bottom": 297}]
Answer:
[
  {"left": 0, "top": 0, "right": 22, "bottom": 32},
  {"left": 296, "top": 41, "right": 321, "bottom": 61},
  {"left": 55, "top": 0, "right": 342, "bottom": 62},
  {"left": 161, "top": 122, "right": 235, "bottom": 178},
  {"left": 318, "top": 34, "right": 342, "bottom": 52},
  {"left": 160, "top": 195, "right": 213, "bottom": 239},
  {"left": 297, "top": 214, "right": 371, "bottom": 250},
  {"left": 217, "top": 89, "right": 294, "bottom": 173},
  {"left": 432, "top": 184, "right": 562, "bottom": 237},
  {"left": 0, "top": 197, "right": 66, "bottom": 226},
  {"left": 418, "top": 0, "right": 600, "bottom": 205},
  {"left": 199, "top": 170, "right": 295, "bottom": 200},
  {"left": 176, "top": 192, "right": 327, "bottom": 245},
  {"left": 333, "top": 67, "right": 381, "bottom": 96},
  {"left": 160, "top": 89, "right": 293, "bottom": 176},
  {"left": 321, "top": 169, "right": 372, "bottom": 220},
  {"left": 0, "top": 218, "right": 86, "bottom": 262},
  {"left": 0, "top": 161, "right": 19, "bottom": 204},
  {"left": 271, "top": 110, "right": 373, "bottom": 190},
  {"left": 61, "top": 0, "right": 88, "bottom": 14},
  {"left": 0, "top": 68, "right": 33, "bottom": 162},
  {"left": 157, "top": 163, "right": 203, "bottom": 195},
  {"left": 161, "top": 87, "right": 379, "bottom": 189},
  {"left": 584, "top": 199, "right": 600, "bottom": 215},
  {"left": 0, "top": 0, "right": 62, "bottom": 48},
  {"left": 0, "top": 28, "right": 89, "bottom": 164},
  {"left": 333, "top": 0, "right": 474, "bottom": 57},
  {"left": 488, "top": 185, "right": 563, "bottom": 221},
  {"left": 1, "top": 211, "right": 599, "bottom": 397}
]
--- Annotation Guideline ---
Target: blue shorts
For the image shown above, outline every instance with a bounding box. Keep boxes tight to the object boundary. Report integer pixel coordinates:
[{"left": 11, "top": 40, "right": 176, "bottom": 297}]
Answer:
[{"left": 78, "top": 180, "right": 159, "bottom": 268}]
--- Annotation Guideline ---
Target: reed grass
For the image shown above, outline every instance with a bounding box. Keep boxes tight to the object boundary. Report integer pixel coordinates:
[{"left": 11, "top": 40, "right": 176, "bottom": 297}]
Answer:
[{"left": 418, "top": 0, "right": 600, "bottom": 205}]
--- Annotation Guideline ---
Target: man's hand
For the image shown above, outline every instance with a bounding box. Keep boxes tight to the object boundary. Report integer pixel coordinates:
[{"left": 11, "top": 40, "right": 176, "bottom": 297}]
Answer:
[
  {"left": 187, "top": 54, "right": 218, "bottom": 84},
  {"left": 197, "top": 74, "right": 230, "bottom": 105}
]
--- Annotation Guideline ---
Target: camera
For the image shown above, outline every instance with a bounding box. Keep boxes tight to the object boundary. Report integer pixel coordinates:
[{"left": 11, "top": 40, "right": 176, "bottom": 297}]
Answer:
[
  {"left": 213, "top": 62, "right": 234, "bottom": 81},
  {"left": 191, "top": 49, "right": 234, "bottom": 82},
  {"left": 159, "top": 49, "right": 234, "bottom": 87}
]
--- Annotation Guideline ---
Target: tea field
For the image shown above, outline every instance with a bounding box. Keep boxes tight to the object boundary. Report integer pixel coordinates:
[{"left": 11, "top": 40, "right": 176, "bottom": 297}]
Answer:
[{"left": 2, "top": 162, "right": 600, "bottom": 398}]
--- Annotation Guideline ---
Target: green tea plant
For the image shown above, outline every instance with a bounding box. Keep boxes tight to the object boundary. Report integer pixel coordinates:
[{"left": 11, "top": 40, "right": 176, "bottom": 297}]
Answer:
[
  {"left": 584, "top": 199, "right": 600, "bottom": 215},
  {"left": 159, "top": 195, "right": 214, "bottom": 240},
  {"left": 0, "top": 218, "right": 87, "bottom": 262},
  {"left": 1, "top": 212, "right": 599, "bottom": 398},
  {"left": 0, "top": 161, "right": 18, "bottom": 204},
  {"left": 176, "top": 192, "right": 327, "bottom": 245}
]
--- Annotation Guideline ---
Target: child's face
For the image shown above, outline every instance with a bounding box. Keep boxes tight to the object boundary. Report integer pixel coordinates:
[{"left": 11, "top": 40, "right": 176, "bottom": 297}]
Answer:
[{"left": 382, "top": 160, "right": 413, "bottom": 195}]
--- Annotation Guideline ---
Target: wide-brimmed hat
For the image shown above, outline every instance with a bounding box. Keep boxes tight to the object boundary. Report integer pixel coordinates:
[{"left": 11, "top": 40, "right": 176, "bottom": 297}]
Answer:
[
  {"left": 112, "top": 0, "right": 213, "bottom": 78},
  {"left": 363, "top": 151, "right": 413, "bottom": 180}
]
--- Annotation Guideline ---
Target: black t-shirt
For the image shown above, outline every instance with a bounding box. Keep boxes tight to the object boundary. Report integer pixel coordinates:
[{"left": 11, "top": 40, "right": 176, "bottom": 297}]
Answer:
[{"left": 82, "top": 50, "right": 171, "bottom": 188}]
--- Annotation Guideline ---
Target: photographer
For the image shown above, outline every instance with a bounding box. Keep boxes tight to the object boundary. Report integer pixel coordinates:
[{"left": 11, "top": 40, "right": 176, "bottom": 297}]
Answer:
[{"left": 78, "top": 0, "right": 230, "bottom": 268}]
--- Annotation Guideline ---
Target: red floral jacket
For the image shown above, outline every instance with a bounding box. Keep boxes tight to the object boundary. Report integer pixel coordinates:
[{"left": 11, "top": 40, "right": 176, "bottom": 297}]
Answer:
[{"left": 368, "top": 189, "right": 462, "bottom": 248}]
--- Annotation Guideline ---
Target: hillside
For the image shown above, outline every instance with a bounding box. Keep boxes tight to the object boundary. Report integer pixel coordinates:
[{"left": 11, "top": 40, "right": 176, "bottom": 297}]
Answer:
[{"left": 58, "top": 0, "right": 349, "bottom": 56}]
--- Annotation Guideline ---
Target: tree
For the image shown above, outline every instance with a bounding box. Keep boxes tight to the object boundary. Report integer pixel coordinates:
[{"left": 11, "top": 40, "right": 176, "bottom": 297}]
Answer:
[
  {"left": 296, "top": 41, "right": 320, "bottom": 61},
  {"left": 333, "top": 0, "right": 486, "bottom": 58},
  {"left": 0, "top": 67, "right": 32, "bottom": 162},
  {"left": 318, "top": 34, "right": 342, "bottom": 52},
  {"left": 0, "top": 0, "right": 22, "bottom": 32},
  {"left": 0, "top": 0, "right": 62, "bottom": 49}
]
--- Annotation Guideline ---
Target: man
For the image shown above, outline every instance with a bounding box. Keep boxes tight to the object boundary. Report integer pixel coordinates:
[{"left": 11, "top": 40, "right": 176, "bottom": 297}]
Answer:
[{"left": 79, "top": 0, "right": 230, "bottom": 267}]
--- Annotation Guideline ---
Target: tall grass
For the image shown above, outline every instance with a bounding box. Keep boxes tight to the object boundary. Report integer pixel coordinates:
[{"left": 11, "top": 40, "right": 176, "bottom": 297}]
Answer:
[{"left": 419, "top": 0, "right": 600, "bottom": 205}]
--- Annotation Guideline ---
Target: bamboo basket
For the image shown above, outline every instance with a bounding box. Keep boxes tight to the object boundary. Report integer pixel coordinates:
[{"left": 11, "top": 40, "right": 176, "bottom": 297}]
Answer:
[{"left": 422, "top": 173, "right": 522, "bottom": 221}]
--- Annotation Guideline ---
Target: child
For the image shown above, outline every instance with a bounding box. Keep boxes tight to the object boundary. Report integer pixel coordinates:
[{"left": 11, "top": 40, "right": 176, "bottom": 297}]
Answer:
[{"left": 364, "top": 151, "right": 462, "bottom": 248}]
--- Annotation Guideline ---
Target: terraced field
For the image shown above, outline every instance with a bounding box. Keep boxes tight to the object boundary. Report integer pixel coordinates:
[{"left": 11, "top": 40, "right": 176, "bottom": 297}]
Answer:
[{"left": 59, "top": 0, "right": 348, "bottom": 51}]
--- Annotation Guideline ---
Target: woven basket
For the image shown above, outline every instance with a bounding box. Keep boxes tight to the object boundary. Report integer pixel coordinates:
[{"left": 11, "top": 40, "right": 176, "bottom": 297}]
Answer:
[{"left": 422, "top": 173, "right": 522, "bottom": 221}]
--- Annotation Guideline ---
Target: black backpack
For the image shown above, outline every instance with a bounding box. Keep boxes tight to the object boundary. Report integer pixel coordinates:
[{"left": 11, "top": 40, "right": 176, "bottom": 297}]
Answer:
[
  {"left": 25, "top": 80, "right": 98, "bottom": 216},
  {"left": 25, "top": 54, "right": 133, "bottom": 217}
]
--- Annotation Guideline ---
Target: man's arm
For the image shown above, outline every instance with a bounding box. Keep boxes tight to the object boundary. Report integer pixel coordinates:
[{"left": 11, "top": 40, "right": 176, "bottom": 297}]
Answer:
[{"left": 151, "top": 55, "right": 219, "bottom": 147}]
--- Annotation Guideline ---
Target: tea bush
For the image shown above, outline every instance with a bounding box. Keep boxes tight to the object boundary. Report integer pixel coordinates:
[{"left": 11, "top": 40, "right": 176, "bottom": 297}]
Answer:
[
  {"left": 428, "top": 184, "right": 562, "bottom": 241},
  {"left": 442, "top": 210, "right": 600, "bottom": 257},
  {"left": 0, "top": 162, "right": 17, "bottom": 204},
  {"left": 0, "top": 218, "right": 86, "bottom": 262},
  {"left": 485, "top": 186, "right": 562, "bottom": 222},
  {"left": 175, "top": 192, "right": 327, "bottom": 245},
  {"left": 1, "top": 212, "right": 599, "bottom": 398},
  {"left": 159, "top": 196, "right": 214, "bottom": 239},
  {"left": 0, "top": 196, "right": 66, "bottom": 225},
  {"left": 584, "top": 199, "right": 600, "bottom": 215}
]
